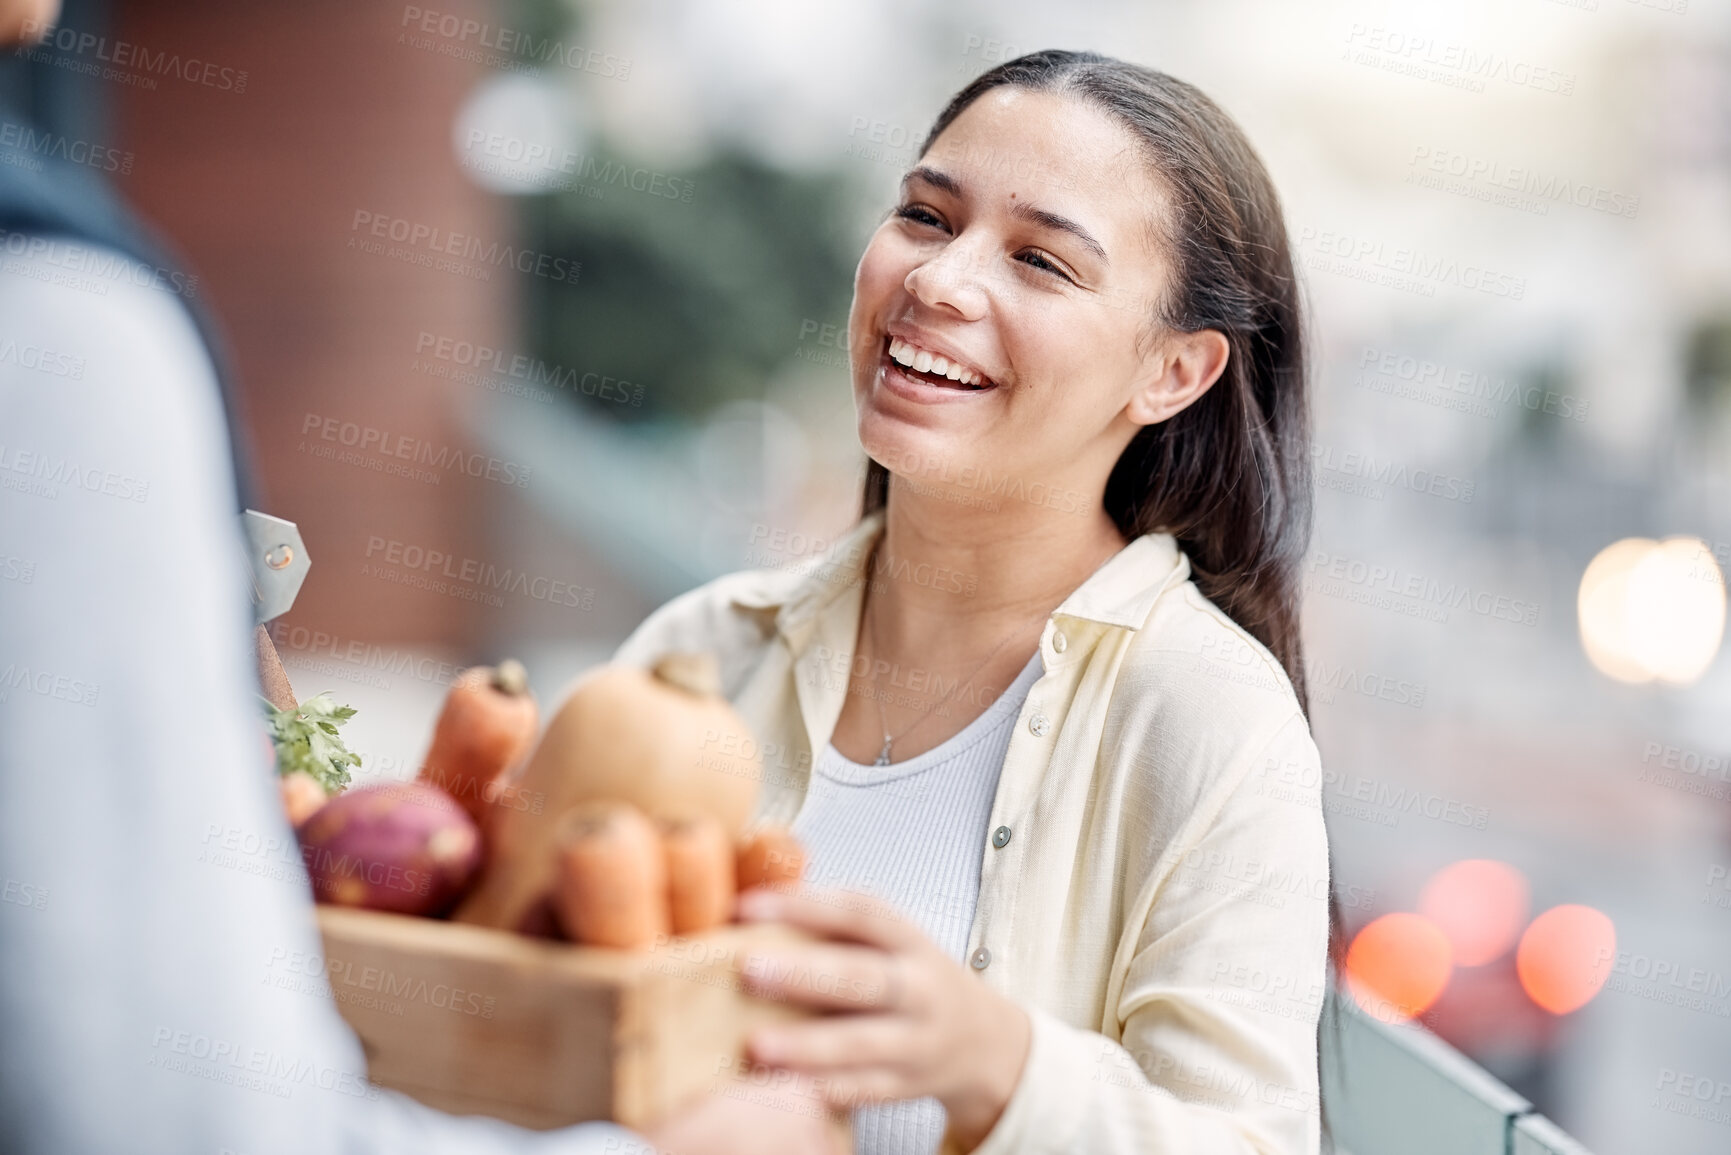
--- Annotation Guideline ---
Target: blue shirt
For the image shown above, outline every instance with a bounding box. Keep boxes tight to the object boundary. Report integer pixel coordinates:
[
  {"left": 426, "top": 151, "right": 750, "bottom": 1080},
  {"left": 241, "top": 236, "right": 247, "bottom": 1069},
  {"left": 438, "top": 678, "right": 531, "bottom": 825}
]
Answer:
[{"left": 0, "top": 242, "right": 637, "bottom": 1155}]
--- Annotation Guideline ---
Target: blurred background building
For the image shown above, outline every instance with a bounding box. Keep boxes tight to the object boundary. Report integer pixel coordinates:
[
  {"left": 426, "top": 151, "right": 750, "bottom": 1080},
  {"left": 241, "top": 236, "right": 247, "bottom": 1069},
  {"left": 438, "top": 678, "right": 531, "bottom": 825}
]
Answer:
[{"left": 5, "top": 0, "right": 1729, "bottom": 1150}]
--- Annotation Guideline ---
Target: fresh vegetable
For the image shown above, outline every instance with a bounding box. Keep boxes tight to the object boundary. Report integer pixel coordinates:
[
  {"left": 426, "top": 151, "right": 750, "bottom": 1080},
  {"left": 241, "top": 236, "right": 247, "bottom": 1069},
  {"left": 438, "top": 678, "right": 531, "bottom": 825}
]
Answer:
[
  {"left": 551, "top": 801, "right": 668, "bottom": 949},
  {"left": 514, "top": 892, "right": 561, "bottom": 940},
  {"left": 663, "top": 816, "right": 735, "bottom": 935},
  {"left": 279, "top": 771, "right": 328, "bottom": 827},
  {"left": 736, "top": 827, "right": 805, "bottom": 892},
  {"left": 456, "top": 652, "right": 759, "bottom": 931},
  {"left": 263, "top": 693, "right": 362, "bottom": 794},
  {"left": 298, "top": 782, "right": 481, "bottom": 916},
  {"left": 417, "top": 660, "right": 539, "bottom": 831}
]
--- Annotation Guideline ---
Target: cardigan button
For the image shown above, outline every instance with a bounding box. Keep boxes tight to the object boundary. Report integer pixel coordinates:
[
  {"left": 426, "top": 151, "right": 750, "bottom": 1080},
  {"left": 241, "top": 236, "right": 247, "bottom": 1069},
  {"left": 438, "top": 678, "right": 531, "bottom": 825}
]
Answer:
[
  {"left": 970, "top": 947, "right": 992, "bottom": 970},
  {"left": 992, "top": 826, "right": 1012, "bottom": 849},
  {"left": 1028, "top": 713, "right": 1051, "bottom": 737},
  {"left": 1051, "top": 630, "right": 1067, "bottom": 653}
]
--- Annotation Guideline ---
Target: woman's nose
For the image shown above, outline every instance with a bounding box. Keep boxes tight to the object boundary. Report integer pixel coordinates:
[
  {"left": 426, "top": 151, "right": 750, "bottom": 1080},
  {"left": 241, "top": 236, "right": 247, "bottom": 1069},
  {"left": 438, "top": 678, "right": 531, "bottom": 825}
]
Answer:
[{"left": 904, "top": 240, "right": 991, "bottom": 320}]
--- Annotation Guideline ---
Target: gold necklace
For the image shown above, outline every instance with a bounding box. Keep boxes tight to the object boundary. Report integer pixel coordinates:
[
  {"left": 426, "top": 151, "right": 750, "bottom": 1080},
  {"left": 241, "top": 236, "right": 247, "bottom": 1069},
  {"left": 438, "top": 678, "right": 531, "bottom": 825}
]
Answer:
[{"left": 860, "top": 542, "right": 1046, "bottom": 767}]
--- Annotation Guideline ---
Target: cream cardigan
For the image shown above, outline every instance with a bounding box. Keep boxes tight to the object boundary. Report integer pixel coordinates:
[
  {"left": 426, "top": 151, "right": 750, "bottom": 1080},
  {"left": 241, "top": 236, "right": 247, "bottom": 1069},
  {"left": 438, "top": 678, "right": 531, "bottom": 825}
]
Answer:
[{"left": 613, "top": 510, "right": 1331, "bottom": 1154}]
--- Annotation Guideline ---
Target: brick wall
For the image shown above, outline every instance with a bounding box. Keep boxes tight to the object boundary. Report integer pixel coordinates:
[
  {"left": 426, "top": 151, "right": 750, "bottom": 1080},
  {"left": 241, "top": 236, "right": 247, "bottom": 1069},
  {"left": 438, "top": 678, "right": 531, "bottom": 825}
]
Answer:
[{"left": 112, "top": 0, "right": 513, "bottom": 649}]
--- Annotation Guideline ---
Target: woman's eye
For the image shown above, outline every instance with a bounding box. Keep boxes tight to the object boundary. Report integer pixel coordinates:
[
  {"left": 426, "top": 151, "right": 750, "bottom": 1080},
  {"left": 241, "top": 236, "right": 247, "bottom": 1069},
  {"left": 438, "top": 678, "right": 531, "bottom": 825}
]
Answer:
[
  {"left": 890, "top": 208, "right": 1074, "bottom": 284},
  {"left": 894, "top": 204, "right": 946, "bottom": 230},
  {"left": 1018, "top": 250, "right": 1074, "bottom": 282}
]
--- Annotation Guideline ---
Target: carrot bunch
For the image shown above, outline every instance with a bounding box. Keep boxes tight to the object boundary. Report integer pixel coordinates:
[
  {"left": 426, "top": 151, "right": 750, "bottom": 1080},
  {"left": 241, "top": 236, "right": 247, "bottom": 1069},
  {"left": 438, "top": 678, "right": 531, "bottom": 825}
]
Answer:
[{"left": 553, "top": 808, "right": 804, "bottom": 948}]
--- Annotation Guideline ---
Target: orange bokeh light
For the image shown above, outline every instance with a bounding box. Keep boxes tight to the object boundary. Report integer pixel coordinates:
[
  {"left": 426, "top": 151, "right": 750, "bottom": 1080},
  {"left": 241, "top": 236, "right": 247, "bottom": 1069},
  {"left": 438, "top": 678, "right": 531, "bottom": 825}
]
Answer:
[
  {"left": 1345, "top": 912, "right": 1454, "bottom": 1023},
  {"left": 1516, "top": 904, "right": 1616, "bottom": 1014},
  {"left": 1418, "top": 859, "right": 1531, "bottom": 967}
]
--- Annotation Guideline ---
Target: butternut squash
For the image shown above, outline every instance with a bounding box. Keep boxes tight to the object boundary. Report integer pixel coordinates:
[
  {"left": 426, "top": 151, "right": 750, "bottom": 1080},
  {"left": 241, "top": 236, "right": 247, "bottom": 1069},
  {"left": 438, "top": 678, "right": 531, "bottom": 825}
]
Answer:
[{"left": 455, "top": 652, "right": 759, "bottom": 930}]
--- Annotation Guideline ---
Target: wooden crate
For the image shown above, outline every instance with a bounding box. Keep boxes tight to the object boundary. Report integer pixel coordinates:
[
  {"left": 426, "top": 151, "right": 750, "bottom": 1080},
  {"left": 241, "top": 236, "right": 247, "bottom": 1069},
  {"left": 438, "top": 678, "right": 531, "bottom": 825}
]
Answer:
[{"left": 316, "top": 906, "right": 816, "bottom": 1132}]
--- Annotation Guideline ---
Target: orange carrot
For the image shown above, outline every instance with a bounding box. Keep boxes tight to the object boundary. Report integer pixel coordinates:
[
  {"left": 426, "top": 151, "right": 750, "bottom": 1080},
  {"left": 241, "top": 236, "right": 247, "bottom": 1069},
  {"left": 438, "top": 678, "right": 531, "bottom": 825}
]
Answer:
[
  {"left": 278, "top": 771, "right": 327, "bottom": 828},
  {"left": 418, "top": 660, "right": 538, "bottom": 832},
  {"left": 736, "top": 827, "right": 805, "bottom": 892},
  {"left": 663, "top": 816, "right": 735, "bottom": 935},
  {"left": 553, "top": 802, "right": 669, "bottom": 949}
]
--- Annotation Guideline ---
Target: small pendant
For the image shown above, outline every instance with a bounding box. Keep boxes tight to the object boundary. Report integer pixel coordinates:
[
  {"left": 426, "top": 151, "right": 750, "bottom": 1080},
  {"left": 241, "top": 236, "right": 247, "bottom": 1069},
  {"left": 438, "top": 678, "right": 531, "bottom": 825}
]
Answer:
[{"left": 875, "top": 735, "right": 893, "bottom": 767}]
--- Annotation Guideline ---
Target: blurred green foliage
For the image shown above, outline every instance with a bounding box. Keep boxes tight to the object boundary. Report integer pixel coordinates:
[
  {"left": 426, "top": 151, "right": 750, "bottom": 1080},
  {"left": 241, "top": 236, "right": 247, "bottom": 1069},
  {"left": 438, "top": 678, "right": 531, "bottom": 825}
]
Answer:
[
  {"left": 520, "top": 148, "right": 864, "bottom": 422},
  {"left": 1684, "top": 314, "right": 1731, "bottom": 418}
]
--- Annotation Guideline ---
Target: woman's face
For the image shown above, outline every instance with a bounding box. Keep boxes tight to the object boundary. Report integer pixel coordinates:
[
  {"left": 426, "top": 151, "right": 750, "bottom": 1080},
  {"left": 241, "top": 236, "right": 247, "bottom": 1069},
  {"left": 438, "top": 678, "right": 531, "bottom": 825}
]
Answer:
[{"left": 848, "top": 87, "right": 1189, "bottom": 504}]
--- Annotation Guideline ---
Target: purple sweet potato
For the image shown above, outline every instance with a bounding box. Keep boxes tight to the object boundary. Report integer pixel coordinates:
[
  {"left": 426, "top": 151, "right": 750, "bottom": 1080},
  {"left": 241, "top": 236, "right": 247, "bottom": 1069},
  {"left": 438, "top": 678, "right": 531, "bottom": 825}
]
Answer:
[{"left": 297, "top": 782, "right": 481, "bottom": 916}]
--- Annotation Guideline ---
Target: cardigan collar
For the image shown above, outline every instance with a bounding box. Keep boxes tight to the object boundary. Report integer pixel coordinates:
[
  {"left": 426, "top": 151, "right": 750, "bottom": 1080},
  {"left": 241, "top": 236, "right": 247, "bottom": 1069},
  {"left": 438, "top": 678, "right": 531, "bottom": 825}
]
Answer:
[{"left": 727, "top": 508, "right": 1190, "bottom": 645}]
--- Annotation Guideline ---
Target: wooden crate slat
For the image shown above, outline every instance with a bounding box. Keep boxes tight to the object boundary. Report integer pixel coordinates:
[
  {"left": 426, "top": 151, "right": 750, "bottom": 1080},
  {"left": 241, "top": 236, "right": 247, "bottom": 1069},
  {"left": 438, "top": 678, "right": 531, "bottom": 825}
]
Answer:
[{"left": 316, "top": 907, "right": 806, "bottom": 1132}]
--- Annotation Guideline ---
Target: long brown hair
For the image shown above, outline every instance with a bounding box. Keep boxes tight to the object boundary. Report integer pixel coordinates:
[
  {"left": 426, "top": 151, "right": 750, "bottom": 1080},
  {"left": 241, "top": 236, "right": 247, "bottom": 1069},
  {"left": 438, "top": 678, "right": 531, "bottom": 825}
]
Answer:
[{"left": 860, "top": 49, "right": 1313, "bottom": 713}]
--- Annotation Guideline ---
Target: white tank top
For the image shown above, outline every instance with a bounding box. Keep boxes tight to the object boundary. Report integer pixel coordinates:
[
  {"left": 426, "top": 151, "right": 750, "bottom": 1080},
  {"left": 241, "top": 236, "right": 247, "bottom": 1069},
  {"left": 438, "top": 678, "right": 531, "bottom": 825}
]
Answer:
[{"left": 792, "top": 651, "right": 1045, "bottom": 1155}]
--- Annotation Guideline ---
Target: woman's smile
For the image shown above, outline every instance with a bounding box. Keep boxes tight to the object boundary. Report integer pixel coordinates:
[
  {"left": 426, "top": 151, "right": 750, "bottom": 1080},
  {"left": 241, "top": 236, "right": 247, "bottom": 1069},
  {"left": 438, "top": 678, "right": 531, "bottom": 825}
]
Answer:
[{"left": 873, "top": 327, "right": 1000, "bottom": 406}]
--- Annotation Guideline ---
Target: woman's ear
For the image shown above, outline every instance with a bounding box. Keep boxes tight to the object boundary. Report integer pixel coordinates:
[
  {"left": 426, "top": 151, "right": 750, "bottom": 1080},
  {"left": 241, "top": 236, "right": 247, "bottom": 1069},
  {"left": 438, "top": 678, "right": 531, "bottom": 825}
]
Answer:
[{"left": 1125, "top": 328, "right": 1230, "bottom": 427}]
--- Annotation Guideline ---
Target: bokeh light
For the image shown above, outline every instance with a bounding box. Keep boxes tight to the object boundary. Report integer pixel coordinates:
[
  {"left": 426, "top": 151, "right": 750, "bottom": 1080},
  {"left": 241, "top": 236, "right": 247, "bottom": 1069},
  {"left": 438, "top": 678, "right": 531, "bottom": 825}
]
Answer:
[
  {"left": 1345, "top": 912, "right": 1454, "bottom": 1023},
  {"left": 1578, "top": 536, "right": 1726, "bottom": 686},
  {"left": 1516, "top": 904, "right": 1616, "bottom": 1015},
  {"left": 453, "top": 72, "right": 583, "bottom": 195},
  {"left": 1418, "top": 859, "right": 1531, "bottom": 967}
]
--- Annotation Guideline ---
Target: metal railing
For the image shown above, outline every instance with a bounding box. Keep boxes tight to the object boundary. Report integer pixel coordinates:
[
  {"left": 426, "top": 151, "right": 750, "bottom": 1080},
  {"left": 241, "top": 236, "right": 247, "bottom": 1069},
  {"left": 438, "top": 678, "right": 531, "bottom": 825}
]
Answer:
[{"left": 1322, "top": 991, "right": 1594, "bottom": 1155}]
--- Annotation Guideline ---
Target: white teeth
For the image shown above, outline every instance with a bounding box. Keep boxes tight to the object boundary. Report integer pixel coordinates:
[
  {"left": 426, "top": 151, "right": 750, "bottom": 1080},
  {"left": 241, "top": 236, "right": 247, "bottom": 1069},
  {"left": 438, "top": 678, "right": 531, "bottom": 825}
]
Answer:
[{"left": 886, "top": 335, "right": 988, "bottom": 388}]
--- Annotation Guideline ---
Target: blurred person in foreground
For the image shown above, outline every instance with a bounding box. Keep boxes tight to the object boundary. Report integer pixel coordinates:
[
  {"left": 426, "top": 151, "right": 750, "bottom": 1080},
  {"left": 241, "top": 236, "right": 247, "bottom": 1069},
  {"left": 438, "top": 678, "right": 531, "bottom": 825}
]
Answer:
[
  {"left": 0, "top": 3, "right": 841, "bottom": 1153},
  {"left": 616, "top": 51, "right": 1332, "bottom": 1154}
]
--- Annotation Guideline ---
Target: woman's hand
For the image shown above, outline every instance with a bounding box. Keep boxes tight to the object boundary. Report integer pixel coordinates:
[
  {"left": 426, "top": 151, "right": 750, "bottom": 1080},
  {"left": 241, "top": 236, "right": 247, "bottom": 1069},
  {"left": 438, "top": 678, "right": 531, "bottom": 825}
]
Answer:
[{"left": 735, "top": 886, "right": 1032, "bottom": 1151}]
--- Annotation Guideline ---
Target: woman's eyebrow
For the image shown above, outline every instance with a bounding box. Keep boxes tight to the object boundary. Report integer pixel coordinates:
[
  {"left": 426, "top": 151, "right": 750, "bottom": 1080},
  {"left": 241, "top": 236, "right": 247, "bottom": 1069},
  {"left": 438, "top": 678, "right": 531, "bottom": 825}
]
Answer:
[
  {"left": 1008, "top": 201, "right": 1109, "bottom": 264},
  {"left": 901, "top": 164, "right": 1109, "bottom": 265},
  {"left": 902, "top": 164, "right": 962, "bottom": 198}
]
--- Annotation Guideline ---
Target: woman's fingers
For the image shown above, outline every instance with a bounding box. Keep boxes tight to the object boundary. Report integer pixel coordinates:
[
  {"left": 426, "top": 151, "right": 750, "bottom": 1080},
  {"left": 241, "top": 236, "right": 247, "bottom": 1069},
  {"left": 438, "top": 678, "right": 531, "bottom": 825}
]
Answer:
[
  {"left": 736, "top": 885, "right": 925, "bottom": 952},
  {"left": 809, "top": 1067, "right": 908, "bottom": 1111},
  {"left": 740, "top": 941, "right": 901, "bottom": 1012},
  {"left": 748, "top": 1012, "right": 913, "bottom": 1077}
]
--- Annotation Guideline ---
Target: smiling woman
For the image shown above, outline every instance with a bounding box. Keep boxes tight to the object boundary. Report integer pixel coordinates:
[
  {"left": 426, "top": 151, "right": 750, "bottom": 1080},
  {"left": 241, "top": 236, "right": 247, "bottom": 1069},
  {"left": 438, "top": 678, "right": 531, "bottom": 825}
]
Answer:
[{"left": 615, "top": 50, "right": 1327, "bottom": 1155}]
